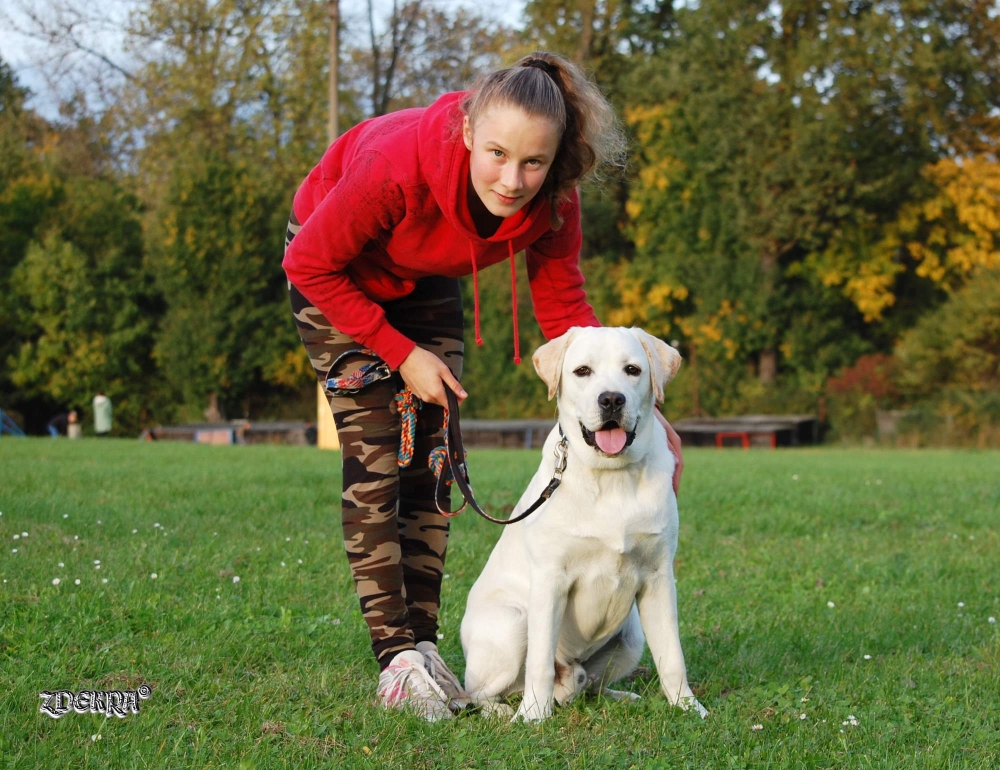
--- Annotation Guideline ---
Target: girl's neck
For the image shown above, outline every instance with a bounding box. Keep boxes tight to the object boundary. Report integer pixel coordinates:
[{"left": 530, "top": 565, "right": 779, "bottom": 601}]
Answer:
[{"left": 467, "top": 177, "right": 503, "bottom": 239}]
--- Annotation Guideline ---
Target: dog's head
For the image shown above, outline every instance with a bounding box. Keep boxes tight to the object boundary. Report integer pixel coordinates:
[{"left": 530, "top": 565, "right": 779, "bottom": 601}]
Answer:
[{"left": 532, "top": 327, "right": 681, "bottom": 468}]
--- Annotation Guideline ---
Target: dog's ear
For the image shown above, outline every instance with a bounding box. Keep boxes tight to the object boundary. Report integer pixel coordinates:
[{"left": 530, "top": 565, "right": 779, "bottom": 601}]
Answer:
[
  {"left": 630, "top": 328, "right": 681, "bottom": 403},
  {"left": 532, "top": 329, "right": 577, "bottom": 401}
]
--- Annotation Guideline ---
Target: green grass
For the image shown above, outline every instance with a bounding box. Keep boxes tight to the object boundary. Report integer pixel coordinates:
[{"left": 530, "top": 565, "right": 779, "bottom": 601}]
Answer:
[{"left": 1, "top": 439, "right": 998, "bottom": 769}]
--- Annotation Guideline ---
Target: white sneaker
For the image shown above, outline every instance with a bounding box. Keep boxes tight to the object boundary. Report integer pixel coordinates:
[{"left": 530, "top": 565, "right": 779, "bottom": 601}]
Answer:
[
  {"left": 376, "top": 650, "right": 453, "bottom": 721},
  {"left": 416, "top": 641, "right": 472, "bottom": 712}
]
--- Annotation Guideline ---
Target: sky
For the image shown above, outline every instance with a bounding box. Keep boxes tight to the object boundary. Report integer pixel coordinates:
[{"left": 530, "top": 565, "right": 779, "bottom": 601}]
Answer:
[{"left": 0, "top": 0, "right": 528, "bottom": 119}]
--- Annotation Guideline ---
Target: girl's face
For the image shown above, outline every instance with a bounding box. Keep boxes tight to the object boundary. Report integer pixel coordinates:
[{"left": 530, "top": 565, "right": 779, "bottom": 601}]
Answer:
[{"left": 463, "top": 105, "right": 561, "bottom": 218}]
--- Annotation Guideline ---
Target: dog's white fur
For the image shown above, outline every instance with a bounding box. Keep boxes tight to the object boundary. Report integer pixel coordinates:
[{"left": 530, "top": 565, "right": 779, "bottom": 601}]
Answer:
[{"left": 460, "top": 326, "right": 707, "bottom": 722}]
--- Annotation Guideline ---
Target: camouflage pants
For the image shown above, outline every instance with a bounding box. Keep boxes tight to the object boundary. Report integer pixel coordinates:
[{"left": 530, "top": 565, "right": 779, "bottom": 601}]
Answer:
[{"left": 286, "top": 214, "right": 464, "bottom": 670}]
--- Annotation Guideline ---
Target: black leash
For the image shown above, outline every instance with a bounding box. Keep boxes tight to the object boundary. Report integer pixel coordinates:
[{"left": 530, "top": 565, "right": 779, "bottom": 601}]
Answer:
[{"left": 434, "top": 388, "right": 567, "bottom": 525}]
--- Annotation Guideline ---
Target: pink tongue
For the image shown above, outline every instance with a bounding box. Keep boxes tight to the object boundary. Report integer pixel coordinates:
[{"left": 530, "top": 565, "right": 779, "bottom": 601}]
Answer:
[{"left": 595, "top": 428, "right": 627, "bottom": 455}]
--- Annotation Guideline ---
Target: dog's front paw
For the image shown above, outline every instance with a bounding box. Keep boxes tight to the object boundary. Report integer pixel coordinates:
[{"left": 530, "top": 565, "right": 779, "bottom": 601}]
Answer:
[
  {"left": 513, "top": 697, "right": 552, "bottom": 723},
  {"left": 679, "top": 696, "right": 708, "bottom": 719}
]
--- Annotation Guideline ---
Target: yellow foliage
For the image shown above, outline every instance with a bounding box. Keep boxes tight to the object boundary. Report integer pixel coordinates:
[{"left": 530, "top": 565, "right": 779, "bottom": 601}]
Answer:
[
  {"left": 264, "top": 347, "right": 315, "bottom": 389},
  {"left": 698, "top": 317, "right": 722, "bottom": 342},
  {"left": 901, "top": 156, "right": 1000, "bottom": 287}
]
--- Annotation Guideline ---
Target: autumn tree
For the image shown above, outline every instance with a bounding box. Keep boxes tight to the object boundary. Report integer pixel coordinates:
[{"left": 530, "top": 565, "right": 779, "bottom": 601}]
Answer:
[{"left": 614, "top": 0, "right": 1000, "bottom": 415}]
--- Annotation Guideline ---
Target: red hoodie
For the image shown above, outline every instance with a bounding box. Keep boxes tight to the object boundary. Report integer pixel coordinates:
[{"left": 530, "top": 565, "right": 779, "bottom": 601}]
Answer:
[{"left": 282, "top": 91, "right": 600, "bottom": 371}]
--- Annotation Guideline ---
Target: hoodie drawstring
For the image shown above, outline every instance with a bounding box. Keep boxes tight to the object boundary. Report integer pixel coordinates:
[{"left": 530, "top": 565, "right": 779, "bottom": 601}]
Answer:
[
  {"left": 467, "top": 240, "right": 521, "bottom": 365},
  {"left": 509, "top": 240, "right": 521, "bottom": 365},
  {"left": 468, "top": 242, "right": 484, "bottom": 347}
]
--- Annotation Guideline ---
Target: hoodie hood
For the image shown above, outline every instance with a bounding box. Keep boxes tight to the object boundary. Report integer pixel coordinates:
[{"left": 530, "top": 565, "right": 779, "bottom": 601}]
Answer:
[{"left": 417, "top": 91, "right": 550, "bottom": 245}]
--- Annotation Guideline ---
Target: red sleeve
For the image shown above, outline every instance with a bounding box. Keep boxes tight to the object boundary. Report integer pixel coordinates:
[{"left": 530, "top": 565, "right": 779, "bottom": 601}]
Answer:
[
  {"left": 525, "top": 190, "right": 601, "bottom": 340},
  {"left": 282, "top": 150, "right": 416, "bottom": 369}
]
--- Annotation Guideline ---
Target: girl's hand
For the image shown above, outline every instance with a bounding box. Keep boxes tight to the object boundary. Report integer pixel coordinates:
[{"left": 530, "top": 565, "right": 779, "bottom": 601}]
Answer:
[
  {"left": 653, "top": 408, "right": 684, "bottom": 496},
  {"left": 398, "top": 346, "right": 467, "bottom": 409}
]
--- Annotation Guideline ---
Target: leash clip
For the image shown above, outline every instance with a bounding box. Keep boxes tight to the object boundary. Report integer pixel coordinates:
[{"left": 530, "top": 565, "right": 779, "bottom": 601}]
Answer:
[{"left": 552, "top": 437, "right": 568, "bottom": 481}]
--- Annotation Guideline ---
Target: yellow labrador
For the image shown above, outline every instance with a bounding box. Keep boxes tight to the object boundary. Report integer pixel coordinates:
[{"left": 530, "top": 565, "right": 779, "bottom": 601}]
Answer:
[{"left": 460, "top": 326, "right": 706, "bottom": 722}]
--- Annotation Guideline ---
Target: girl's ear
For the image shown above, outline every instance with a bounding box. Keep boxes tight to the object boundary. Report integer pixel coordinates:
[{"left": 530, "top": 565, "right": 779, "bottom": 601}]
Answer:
[{"left": 462, "top": 115, "right": 473, "bottom": 151}]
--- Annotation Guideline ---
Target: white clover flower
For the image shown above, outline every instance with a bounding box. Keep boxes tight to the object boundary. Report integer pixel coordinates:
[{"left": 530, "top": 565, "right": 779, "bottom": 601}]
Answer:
[
  {"left": 132, "top": 529, "right": 137, "bottom": 534},
  {"left": 827, "top": 601, "right": 835, "bottom": 608},
  {"left": 989, "top": 617, "right": 996, "bottom": 624},
  {"left": 443, "top": 574, "right": 451, "bottom": 579},
  {"left": 280, "top": 562, "right": 286, "bottom": 567},
  {"left": 233, "top": 576, "right": 240, "bottom": 583},
  {"left": 91, "top": 733, "right": 101, "bottom": 741},
  {"left": 751, "top": 724, "right": 763, "bottom": 732},
  {"left": 52, "top": 578, "right": 61, "bottom": 585},
  {"left": 863, "top": 654, "right": 871, "bottom": 660},
  {"left": 63, "top": 514, "right": 69, "bottom": 518},
  {"left": 437, "top": 633, "right": 444, "bottom": 640},
  {"left": 58, "top": 562, "right": 64, "bottom": 567},
  {"left": 154, "top": 523, "right": 160, "bottom": 528},
  {"left": 285, "top": 537, "right": 291, "bottom": 542},
  {"left": 799, "top": 713, "right": 807, "bottom": 720},
  {"left": 958, "top": 602, "right": 965, "bottom": 608},
  {"left": 792, "top": 474, "right": 799, "bottom": 480},
  {"left": 11, "top": 549, "right": 17, "bottom": 553},
  {"left": 94, "top": 560, "right": 100, "bottom": 565},
  {"left": 11, "top": 534, "right": 18, "bottom": 540},
  {"left": 102, "top": 578, "right": 108, "bottom": 584},
  {"left": 74, "top": 579, "right": 80, "bottom": 585},
  {"left": 332, "top": 618, "right": 341, "bottom": 625},
  {"left": 297, "top": 559, "right": 303, "bottom": 564},
  {"left": 21, "top": 532, "right": 28, "bottom": 537},
  {"left": 96, "top": 521, "right": 101, "bottom": 525},
  {"left": 74, "top": 536, "right": 78, "bottom": 540},
  {"left": 150, "top": 573, "right": 157, "bottom": 579}
]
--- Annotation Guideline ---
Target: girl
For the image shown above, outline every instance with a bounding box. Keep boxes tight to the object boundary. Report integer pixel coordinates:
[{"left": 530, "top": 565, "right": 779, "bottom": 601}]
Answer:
[{"left": 283, "top": 51, "right": 684, "bottom": 721}]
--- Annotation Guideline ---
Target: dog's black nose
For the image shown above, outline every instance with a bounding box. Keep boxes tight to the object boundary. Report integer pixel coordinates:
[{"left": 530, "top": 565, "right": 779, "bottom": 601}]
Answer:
[{"left": 598, "top": 391, "right": 626, "bottom": 411}]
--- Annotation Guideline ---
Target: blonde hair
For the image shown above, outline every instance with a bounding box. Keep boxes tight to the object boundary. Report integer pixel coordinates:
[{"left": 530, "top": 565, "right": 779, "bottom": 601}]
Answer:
[{"left": 461, "top": 52, "right": 627, "bottom": 228}]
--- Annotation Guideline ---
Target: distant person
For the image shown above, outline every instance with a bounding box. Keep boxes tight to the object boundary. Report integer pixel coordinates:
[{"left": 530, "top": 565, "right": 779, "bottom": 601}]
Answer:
[
  {"left": 47, "top": 412, "right": 70, "bottom": 437},
  {"left": 67, "top": 410, "right": 82, "bottom": 439},
  {"left": 93, "top": 392, "right": 113, "bottom": 437}
]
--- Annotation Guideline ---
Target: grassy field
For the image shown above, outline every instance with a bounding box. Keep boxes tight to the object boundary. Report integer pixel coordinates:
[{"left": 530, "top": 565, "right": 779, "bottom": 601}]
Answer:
[{"left": 1, "top": 438, "right": 998, "bottom": 769}]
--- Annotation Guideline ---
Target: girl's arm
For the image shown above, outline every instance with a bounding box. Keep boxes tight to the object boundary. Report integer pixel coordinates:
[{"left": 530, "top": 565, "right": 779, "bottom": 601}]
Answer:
[
  {"left": 282, "top": 150, "right": 416, "bottom": 370},
  {"left": 524, "top": 190, "right": 600, "bottom": 340}
]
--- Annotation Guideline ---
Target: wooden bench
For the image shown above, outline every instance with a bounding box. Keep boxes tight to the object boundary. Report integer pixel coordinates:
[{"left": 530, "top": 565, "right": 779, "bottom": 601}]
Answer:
[{"left": 672, "top": 415, "right": 819, "bottom": 449}]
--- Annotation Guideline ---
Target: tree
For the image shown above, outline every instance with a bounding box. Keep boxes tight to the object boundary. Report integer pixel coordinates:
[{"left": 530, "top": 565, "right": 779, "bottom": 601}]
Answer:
[
  {"left": 613, "top": 0, "right": 1000, "bottom": 414},
  {"left": 6, "top": 176, "right": 158, "bottom": 434},
  {"left": 341, "top": 2, "right": 513, "bottom": 117}
]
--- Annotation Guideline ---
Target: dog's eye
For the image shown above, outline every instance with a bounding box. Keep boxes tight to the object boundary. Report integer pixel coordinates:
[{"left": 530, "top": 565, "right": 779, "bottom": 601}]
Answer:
[
  {"left": 573, "top": 366, "right": 592, "bottom": 377},
  {"left": 625, "top": 364, "right": 642, "bottom": 377}
]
